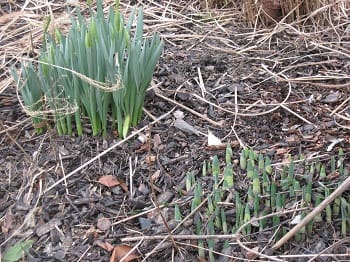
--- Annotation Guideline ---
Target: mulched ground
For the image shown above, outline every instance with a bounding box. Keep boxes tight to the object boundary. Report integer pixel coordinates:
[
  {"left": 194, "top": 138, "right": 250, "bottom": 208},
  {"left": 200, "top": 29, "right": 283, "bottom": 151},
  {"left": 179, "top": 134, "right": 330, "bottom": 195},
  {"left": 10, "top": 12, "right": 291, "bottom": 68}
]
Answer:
[{"left": 1, "top": 1, "right": 350, "bottom": 261}]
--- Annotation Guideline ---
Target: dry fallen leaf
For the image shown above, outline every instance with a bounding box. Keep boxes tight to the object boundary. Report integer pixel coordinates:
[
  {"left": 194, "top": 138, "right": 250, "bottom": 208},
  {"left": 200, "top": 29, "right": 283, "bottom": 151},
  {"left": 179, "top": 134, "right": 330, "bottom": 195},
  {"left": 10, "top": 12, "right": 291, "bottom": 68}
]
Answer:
[
  {"left": 98, "top": 175, "right": 128, "bottom": 192},
  {"left": 275, "top": 148, "right": 291, "bottom": 156},
  {"left": 117, "top": 179, "right": 129, "bottom": 192},
  {"left": 98, "top": 175, "right": 120, "bottom": 187},
  {"left": 110, "top": 244, "right": 139, "bottom": 262},
  {"left": 135, "top": 143, "right": 149, "bottom": 153}
]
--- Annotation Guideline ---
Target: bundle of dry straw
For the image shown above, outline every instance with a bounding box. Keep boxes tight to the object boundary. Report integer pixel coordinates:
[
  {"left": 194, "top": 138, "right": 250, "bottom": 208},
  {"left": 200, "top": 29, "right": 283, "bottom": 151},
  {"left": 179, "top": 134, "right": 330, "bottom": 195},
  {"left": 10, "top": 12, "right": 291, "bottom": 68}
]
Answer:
[{"left": 200, "top": 0, "right": 349, "bottom": 27}]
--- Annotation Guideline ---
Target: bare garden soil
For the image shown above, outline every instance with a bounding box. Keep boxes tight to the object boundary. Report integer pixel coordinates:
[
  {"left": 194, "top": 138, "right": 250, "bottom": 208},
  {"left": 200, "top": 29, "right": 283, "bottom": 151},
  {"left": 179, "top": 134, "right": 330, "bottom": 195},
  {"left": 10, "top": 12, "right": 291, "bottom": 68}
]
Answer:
[{"left": 0, "top": 1, "right": 349, "bottom": 261}]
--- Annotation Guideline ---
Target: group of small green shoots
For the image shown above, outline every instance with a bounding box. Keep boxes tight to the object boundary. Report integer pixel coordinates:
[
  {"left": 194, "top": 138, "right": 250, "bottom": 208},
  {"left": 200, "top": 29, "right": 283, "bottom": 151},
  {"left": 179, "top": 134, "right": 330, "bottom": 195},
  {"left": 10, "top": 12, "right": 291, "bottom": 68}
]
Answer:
[
  {"left": 174, "top": 146, "right": 349, "bottom": 261},
  {"left": 12, "top": 0, "right": 163, "bottom": 137}
]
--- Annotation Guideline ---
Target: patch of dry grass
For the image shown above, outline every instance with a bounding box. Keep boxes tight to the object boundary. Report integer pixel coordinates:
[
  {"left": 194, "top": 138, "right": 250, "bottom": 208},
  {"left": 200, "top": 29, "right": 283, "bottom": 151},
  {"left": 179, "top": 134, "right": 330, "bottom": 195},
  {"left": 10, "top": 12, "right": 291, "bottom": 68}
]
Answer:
[{"left": 199, "top": 0, "right": 349, "bottom": 28}]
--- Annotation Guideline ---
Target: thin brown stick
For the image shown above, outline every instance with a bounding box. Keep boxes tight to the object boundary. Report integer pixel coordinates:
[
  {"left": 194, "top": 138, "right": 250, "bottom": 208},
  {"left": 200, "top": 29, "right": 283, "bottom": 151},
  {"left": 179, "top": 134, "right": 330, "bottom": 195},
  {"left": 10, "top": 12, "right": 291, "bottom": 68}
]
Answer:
[
  {"left": 330, "top": 96, "right": 350, "bottom": 116},
  {"left": 280, "top": 104, "right": 317, "bottom": 128},
  {"left": 154, "top": 88, "right": 223, "bottom": 127},
  {"left": 122, "top": 234, "right": 237, "bottom": 242}
]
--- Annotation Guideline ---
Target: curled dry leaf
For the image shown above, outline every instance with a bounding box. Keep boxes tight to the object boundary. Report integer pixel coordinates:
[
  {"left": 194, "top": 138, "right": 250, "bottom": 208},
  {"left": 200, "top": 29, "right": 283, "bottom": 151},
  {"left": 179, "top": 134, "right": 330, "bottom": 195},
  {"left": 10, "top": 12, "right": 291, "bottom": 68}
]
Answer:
[
  {"left": 136, "top": 143, "right": 149, "bottom": 153},
  {"left": 110, "top": 244, "right": 139, "bottom": 262},
  {"left": 327, "top": 170, "right": 340, "bottom": 180}
]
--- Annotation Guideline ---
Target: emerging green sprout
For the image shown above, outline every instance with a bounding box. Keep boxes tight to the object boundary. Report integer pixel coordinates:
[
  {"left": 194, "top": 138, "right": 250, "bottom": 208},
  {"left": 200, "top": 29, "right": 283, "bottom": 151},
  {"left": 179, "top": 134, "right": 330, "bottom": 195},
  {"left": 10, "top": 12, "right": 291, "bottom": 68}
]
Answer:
[{"left": 183, "top": 146, "right": 348, "bottom": 258}]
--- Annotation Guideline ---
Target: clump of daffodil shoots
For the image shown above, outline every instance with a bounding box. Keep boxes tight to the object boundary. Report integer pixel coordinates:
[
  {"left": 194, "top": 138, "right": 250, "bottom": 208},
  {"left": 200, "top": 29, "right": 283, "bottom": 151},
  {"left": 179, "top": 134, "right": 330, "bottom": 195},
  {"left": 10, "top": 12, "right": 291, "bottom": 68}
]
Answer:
[
  {"left": 12, "top": 0, "right": 163, "bottom": 137},
  {"left": 179, "top": 146, "right": 349, "bottom": 261}
]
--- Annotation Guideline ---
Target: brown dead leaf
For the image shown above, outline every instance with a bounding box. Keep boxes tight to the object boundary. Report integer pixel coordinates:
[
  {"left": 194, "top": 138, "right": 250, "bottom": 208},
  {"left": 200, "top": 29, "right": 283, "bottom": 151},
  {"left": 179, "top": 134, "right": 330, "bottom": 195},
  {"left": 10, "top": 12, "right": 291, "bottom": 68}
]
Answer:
[
  {"left": 98, "top": 175, "right": 120, "bottom": 187},
  {"left": 95, "top": 240, "right": 114, "bottom": 252},
  {"left": 110, "top": 244, "right": 139, "bottom": 262},
  {"left": 118, "top": 179, "right": 129, "bottom": 192},
  {"left": 98, "top": 175, "right": 128, "bottom": 192}
]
